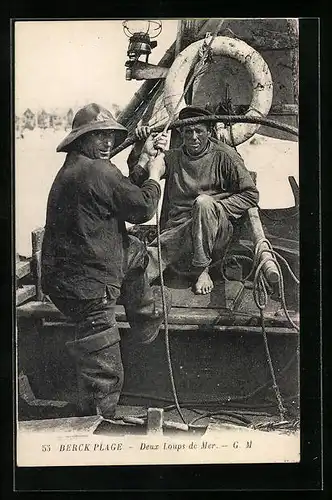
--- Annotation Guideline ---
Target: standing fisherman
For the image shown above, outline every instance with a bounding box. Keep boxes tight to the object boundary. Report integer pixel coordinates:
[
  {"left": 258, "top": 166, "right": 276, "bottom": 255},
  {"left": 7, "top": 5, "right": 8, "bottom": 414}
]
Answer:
[{"left": 41, "top": 103, "right": 171, "bottom": 418}]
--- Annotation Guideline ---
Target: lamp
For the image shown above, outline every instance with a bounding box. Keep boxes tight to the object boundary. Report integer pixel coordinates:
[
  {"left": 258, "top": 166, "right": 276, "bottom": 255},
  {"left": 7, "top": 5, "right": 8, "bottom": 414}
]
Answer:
[{"left": 123, "top": 20, "right": 162, "bottom": 80}]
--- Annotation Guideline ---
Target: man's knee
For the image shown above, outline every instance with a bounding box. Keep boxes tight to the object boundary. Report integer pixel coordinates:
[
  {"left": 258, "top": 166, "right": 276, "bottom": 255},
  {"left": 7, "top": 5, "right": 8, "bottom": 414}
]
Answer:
[
  {"left": 193, "top": 194, "right": 215, "bottom": 211},
  {"left": 126, "top": 234, "right": 148, "bottom": 271}
]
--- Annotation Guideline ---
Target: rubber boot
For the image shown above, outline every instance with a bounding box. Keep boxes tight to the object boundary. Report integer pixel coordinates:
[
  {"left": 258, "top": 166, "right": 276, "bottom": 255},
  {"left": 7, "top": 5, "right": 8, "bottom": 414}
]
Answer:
[
  {"left": 66, "top": 326, "right": 123, "bottom": 419},
  {"left": 125, "top": 285, "right": 172, "bottom": 344}
]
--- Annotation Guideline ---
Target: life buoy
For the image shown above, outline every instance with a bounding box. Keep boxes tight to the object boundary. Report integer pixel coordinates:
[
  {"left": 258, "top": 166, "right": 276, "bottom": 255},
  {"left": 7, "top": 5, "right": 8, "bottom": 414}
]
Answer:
[{"left": 163, "top": 36, "right": 273, "bottom": 146}]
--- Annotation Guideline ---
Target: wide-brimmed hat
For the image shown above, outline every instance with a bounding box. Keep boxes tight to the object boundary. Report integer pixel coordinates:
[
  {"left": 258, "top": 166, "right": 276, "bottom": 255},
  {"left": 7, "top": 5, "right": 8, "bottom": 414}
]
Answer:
[
  {"left": 178, "top": 105, "right": 213, "bottom": 121},
  {"left": 56, "top": 103, "right": 128, "bottom": 153}
]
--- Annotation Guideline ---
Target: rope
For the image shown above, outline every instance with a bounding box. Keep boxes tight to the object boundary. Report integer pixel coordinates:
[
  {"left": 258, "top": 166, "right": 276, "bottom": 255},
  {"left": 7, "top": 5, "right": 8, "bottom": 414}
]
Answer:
[
  {"left": 152, "top": 22, "right": 225, "bottom": 426},
  {"left": 189, "top": 411, "right": 252, "bottom": 426},
  {"left": 223, "top": 83, "right": 238, "bottom": 152},
  {"left": 251, "top": 237, "right": 300, "bottom": 421},
  {"left": 156, "top": 203, "right": 187, "bottom": 424},
  {"left": 109, "top": 115, "right": 298, "bottom": 158},
  {"left": 220, "top": 237, "right": 299, "bottom": 319},
  {"left": 258, "top": 308, "right": 287, "bottom": 420},
  {"left": 253, "top": 238, "right": 299, "bottom": 330},
  {"left": 161, "top": 20, "right": 225, "bottom": 135}
]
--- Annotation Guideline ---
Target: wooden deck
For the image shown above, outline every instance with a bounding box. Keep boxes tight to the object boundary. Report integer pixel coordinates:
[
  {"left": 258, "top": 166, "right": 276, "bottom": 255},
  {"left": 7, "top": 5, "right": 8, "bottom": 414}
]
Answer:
[{"left": 17, "top": 274, "right": 298, "bottom": 333}]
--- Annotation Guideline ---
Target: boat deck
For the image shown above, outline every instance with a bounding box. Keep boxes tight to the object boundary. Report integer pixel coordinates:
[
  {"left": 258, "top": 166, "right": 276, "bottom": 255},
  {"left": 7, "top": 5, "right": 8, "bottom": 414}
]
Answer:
[{"left": 17, "top": 269, "right": 298, "bottom": 333}]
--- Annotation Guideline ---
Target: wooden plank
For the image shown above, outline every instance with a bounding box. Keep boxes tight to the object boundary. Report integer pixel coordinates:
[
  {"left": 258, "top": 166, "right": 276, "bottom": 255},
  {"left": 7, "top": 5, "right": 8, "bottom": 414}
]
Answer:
[
  {"left": 130, "top": 62, "right": 169, "bottom": 80},
  {"left": 164, "top": 279, "right": 243, "bottom": 309},
  {"left": 189, "top": 20, "right": 298, "bottom": 51},
  {"left": 16, "top": 285, "right": 36, "bottom": 306},
  {"left": 17, "top": 301, "right": 66, "bottom": 320},
  {"left": 239, "top": 236, "right": 299, "bottom": 257},
  {"left": 31, "top": 320, "right": 298, "bottom": 335},
  {"left": 18, "top": 416, "right": 103, "bottom": 434},
  {"left": 266, "top": 236, "right": 299, "bottom": 256},
  {"left": 286, "top": 19, "right": 299, "bottom": 111},
  {"left": 31, "top": 227, "right": 45, "bottom": 301},
  {"left": 16, "top": 260, "right": 31, "bottom": 280},
  {"left": 17, "top": 300, "right": 297, "bottom": 329},
  {"left": 18, "top": 373, "right": 36, "bottom": 403},
  {"left": 31, "top": 227, "right": 44, "bottom": 254},
  {"left": 147, "top": 408, "right": 163, "bottom": 435}
]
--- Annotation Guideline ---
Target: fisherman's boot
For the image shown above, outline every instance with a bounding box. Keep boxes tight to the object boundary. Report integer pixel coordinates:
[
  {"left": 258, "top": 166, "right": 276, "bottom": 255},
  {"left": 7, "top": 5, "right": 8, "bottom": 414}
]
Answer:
[
  {"left": 121, "top": 235, "right": 172, "bottom": 344},
  {"left": 125, "top": 285, "right": 172, "bottom": 344},
  {"left": 66, "top": 326, "right": 124, "bottom": 419}
]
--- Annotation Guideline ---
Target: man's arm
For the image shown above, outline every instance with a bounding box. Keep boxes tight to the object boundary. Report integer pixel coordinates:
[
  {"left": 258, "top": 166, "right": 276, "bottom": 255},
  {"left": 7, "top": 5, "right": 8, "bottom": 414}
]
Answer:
[
  {"left": 218, "top": 151, "right": 259, "bottom": 220},
  {"left": 94, "top": 158, "right": 164, "bottom": 224},
  {"left": 113, "top": 175, "right": 161, "bottom": 224},
  {"left": 127, "top": 140, "right": 150, "bottom": 187},
  {"left": 112, "top": 154, "right": 166, "bottom": 224}
]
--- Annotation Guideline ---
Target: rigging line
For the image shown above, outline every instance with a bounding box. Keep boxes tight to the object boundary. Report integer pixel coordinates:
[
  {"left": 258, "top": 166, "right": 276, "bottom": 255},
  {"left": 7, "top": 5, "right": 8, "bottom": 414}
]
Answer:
[
  {"left": 109, "top": 115, "right": 299, "bottom": 158},
  {"left": 259, "top": 309, "right": 287, "bottom": 420},
  {"left": 189, "top": 412, "right": 252, "bottom": 427},
  {"left": 253, "top": 239, "right": 300, "bottom": 332},
  {"left": 156, "top": 203, "right": 186, "bottom": 425},
  {"left": 253, "top": 256, "right": 288, "bottom": 420},
  {"left": 162, "top": 19, "right": 225, "bottom": 135},
  {"left": 240, "top": 237, "right": 299, "bottom": 329},
  {"left": 252, "top": 239, "right": 300, "bottom": 421},
  {"left": 141, "top": 34, "right": 219, "bottom": 130},
  {"left": 151, "top": 21, "right": 225, "bottom": 426},
  {"left": 223, "top": 83, "right": 238, "bottom": 152}
]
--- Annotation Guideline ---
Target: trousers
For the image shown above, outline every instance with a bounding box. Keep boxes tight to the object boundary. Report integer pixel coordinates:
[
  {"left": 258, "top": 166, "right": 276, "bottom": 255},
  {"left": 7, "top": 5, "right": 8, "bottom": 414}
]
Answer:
[
  {"left": 50, "top": 235, "right": 160, "bottom": 418},
  {"left": 146, "top": 194, "right": 234, "bottom": 282}
]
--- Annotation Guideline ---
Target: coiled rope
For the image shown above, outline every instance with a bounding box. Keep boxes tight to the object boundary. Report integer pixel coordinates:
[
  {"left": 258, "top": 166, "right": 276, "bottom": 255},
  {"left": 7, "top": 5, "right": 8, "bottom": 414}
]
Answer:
[{"left": 252, "top": 238, "right": 299, "bottom": 420}]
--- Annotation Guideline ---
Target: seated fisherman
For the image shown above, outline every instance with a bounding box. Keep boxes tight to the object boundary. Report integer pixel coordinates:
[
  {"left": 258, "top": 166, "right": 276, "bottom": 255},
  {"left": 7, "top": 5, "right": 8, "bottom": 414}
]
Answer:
[
  {"left": 41, "top": 103, "right": 171, "bottom": 419},
  {"left": 129, "top": 105, "right": 259, "bottom": 295}
]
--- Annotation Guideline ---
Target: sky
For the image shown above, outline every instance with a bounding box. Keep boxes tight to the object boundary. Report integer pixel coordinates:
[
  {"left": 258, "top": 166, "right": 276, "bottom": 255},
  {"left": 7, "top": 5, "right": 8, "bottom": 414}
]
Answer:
[{"left": 15, "top": 20, "right": 179, "bottom": 114}]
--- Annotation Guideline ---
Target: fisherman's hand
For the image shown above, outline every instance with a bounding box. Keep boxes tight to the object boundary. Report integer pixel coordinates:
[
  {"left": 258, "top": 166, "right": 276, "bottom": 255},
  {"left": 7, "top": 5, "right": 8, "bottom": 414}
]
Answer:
[
  {"left": 135, "top": 125, "right": 151, "bottom": 140},
  {"left": 141, "top": 131, "right": 169, "bottom": 158},
  {"left": 147, "top": 153, "right": 166, "bottom": 182},
  {"left": 153, "top": 132, "right": 168, "bottom": 153}
]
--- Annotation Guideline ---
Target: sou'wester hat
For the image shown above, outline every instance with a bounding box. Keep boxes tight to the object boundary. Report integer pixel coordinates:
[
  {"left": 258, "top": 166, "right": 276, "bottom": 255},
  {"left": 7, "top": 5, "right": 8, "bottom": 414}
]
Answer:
[
  {"left": 56, "top": 103, "right": 128, "bottom": 153},
  {"left": 178, "top": 105, "right": 213, "bottom": 121}
]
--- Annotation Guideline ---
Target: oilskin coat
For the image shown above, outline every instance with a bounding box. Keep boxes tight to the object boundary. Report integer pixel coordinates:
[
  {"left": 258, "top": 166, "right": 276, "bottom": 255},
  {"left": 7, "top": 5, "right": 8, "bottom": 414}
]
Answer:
[
  {"left": 41, "top": 150, "right": 162, "bottom": 418},
  {"left": 42, "top": 151, "right": 161, "bottom": 299}
]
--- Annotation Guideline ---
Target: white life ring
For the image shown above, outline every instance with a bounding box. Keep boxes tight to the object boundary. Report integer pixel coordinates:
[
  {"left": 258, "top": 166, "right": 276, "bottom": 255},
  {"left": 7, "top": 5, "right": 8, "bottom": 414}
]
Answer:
[{"left": 163, "top": 36, "right": 273, "bottom": 145}]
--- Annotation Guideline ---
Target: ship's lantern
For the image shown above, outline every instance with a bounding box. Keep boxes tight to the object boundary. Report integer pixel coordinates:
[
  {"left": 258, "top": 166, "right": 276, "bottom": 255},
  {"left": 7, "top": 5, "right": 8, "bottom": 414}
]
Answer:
[{"left": 122, "top": 20, "right": 162, "bottom": 80}]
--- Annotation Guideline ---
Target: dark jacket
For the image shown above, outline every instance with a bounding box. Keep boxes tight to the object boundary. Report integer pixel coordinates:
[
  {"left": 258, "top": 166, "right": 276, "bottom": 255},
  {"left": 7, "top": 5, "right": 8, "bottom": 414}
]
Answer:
[{"left": 41, "top": 152, "right": 160, "bottom": 299}]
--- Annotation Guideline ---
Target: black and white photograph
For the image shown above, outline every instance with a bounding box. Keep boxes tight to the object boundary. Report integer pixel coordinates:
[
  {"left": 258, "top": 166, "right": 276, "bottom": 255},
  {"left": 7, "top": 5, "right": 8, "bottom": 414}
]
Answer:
[{"left": 15, "top": 18, "right": 300, "bottom": 467}]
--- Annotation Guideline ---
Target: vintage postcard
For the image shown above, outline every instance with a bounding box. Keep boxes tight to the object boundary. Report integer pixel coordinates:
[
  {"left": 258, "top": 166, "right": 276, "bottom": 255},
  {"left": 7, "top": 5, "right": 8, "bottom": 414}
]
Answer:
[{"left": 15, "top": 18, "right": 300, "bottom": 468}]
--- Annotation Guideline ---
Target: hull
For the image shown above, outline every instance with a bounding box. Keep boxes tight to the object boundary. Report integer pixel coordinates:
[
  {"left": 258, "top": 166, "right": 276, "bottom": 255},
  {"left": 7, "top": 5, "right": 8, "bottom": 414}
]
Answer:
[{"left": 18, "top": 317, "right": 299, "bottom": 421}]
